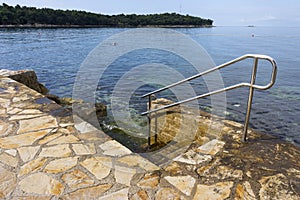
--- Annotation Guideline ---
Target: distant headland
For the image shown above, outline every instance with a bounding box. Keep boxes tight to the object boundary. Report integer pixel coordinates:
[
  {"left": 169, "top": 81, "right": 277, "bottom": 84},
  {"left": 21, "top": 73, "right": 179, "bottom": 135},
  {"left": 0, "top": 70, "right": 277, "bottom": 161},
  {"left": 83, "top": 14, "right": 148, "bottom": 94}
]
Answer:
[{"left": 0, "top": 3, "right": 213, "bottom": 28}]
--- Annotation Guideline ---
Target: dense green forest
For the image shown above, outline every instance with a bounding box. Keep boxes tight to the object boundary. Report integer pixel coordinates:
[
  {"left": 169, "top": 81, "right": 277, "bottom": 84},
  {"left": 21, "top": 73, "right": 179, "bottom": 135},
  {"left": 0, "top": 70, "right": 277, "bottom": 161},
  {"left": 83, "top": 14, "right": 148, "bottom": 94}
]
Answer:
[{"left": 0, "top": 3, "right": 213, "bottom": 27}]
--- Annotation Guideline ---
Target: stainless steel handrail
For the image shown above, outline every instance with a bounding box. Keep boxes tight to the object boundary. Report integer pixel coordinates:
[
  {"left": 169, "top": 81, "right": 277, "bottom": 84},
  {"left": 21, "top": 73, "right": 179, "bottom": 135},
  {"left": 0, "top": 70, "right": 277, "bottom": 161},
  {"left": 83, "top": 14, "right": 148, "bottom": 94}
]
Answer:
[{"left": 141, "top": 54, "right": 277, "bottom": 145}]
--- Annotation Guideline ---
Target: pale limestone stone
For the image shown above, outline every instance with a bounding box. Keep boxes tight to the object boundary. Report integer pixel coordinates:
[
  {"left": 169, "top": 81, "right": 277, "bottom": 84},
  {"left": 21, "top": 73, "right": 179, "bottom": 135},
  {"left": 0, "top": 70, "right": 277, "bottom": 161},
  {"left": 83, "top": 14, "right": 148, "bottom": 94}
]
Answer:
[
  {"left": 0, "top": 153, "right": 19, "bottom": 167},
  {"left": 164, "top": 162, "right": 183, "bottom": 175},
  {"left": 130, "top": 190, "right": 150, "bottom": 200},
  {"left": 223, "top": 120, "right": 243, "bottom": 128},
  {"left": 99, "top": 140, "right": 132, "bottom": 157},
  {"left": 10, "top": 196, "right": 52, "bottom": 200},
  {"left": 9, "top": 114, "right": 46, "bottom": 121},
  {"left": 0, "top": 98, "right": 10, "bottom": 108},
  {"left": 7, "top": 108, "right": 22, "bottom": 115},
  {"left": 115, "top": 165, "right": 136, "bottom": 186},
  {"left": 75, "top": 121, "right": 98, "bottom": 134},
  {"left": 98, "top": 188, "right": 129, "bottom": 200},
  {"left": 196, "top": 139, "right": 225, "bottom": 155},
  {"left": 44, "top": 157, "right": 78, "bottom": 173},
  {"left": 259, "top": 173, "right": 299, "bottom": 200},
  {"left": 246, "top": 171, "right": 252, "bottom": 178},
  {"left": 155, "top": 188, "right": 181, "bottom": 200},
  {"left": 19, "top": 173, "right": 64, "bottom": 196},
  {"left": 164, "top": 175, "right": 196, "bottom": 196},
  {"left": 193, "top": 182, "right": 233, "bottom": 200},
  {"left": 19, "top": 157, "right": 47, "bottom": 177},
  {"left": 38, "top": 132, "right": 62, "bottom": 145},
  {"left": 0, "top": 121, "right": 9, "bottom": 137},
  {"left": 0, "top": 129, "right": 52, "bottom": 149},
  {"left": 60, "top": 123, "right": 74, "bottom": 128},
  {"left": 2, "top": 123, "right": 15, "bottom": 137},
  {"left": 80, "top": 157, "right": 112, "bottom": 180},
  {"left": 18, "top": 115, "right": 58, "bottom": 134},
  {"left": 47, "top": 135, "right": 80, "bottom": 145},
  {"left": 18, "top": 146, "right": 40, "bottom": 162},
  {"left": 0, "top": 108, "right": 6, "bottom": 116},
  {"left": 61, "top": 184, "right": 112, "bottom": 200},
  {"left": 72, "top": 143, "right": 96, "bottom": 155},
  {"left": 39, "top": 144, "right": 72, "bottom": 158},
  {"left": 173, "top": 149, "right": 212, "bottom": 165},
  {"left": 214, "top": 166, "right": 243, "bottom": 180},
  {"left": 12, "top": 101, "right": 37, "bottom": 109},
  {"left": 61, "top": 169, "right": 94, "bottom": 190},
  {"left": 118, "top": 155, "right": 160, "bottom": 171},
  {"left": 12, "top": 95, "right": 30, "bottom": 102},
  {"left": 287, "top": 168, "right": 300, "bottom": 179},
  {"left": 5, "top": 149, "right": 17, "bottom": 157},
  {"left": 0, "top": 165, "right": 17, "bottom": 199},
  {"left": 137, "top": 173, "right": 160, "bottom": 189},
  {"left": 77, "top": 130, "right": 111, "bottom": 142},
  {"left": 235, "top": 182, "right": 256, "bottom": 200},
  {"left": 18, "top": 109, "right": 44, "bottom": 115}
]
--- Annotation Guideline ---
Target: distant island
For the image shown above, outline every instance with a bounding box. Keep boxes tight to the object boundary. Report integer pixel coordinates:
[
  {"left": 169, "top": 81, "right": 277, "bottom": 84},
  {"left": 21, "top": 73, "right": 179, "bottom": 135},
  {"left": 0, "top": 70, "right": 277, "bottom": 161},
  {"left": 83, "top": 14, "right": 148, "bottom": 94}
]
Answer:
[{"left": 0, "top": 3, "right": 213, "bottom": 28}]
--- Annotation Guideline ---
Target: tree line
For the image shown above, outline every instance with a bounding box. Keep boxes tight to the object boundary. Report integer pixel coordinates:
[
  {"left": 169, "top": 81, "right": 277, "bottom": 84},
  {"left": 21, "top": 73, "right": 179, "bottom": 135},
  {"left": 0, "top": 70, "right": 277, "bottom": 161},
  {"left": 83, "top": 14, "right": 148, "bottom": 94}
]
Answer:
[{"left": 0, "top": 3, "right": 213, "bottom": 27}]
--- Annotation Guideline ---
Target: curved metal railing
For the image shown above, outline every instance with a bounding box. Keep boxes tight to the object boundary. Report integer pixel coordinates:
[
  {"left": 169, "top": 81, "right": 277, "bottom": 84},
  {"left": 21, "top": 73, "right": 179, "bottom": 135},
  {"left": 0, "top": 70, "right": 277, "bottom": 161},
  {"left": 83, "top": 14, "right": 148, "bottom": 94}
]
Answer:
[{"left": 141, "top": 54, "right": 277, "bottom": 145}]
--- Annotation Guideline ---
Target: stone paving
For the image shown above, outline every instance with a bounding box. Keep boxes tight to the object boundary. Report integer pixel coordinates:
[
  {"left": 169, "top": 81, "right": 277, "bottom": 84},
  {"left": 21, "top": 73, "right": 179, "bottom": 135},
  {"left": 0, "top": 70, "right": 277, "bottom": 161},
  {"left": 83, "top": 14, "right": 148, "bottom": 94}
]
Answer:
[{"left": 0, "top": 76, "right": 300, "bottom": 199}]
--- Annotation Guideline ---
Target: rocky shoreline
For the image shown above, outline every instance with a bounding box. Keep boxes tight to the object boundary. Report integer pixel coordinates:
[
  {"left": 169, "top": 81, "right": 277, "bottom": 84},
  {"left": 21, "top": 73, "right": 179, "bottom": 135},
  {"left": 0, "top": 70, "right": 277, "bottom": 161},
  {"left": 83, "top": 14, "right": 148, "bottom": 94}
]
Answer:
[
  {"left": 0, "top": 69, "right": 299, "bottom": 199},
  {"left": 0, "top": 69, "right": 107, "bottom": 117}
]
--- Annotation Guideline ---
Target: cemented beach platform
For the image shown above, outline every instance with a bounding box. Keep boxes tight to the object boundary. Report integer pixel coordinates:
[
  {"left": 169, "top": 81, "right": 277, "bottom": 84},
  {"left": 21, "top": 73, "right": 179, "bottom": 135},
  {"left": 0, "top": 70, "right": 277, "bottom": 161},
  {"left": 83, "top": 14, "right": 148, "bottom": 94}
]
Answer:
[{"left": 0, "top": 76, "right": 299, "bottom": 199}]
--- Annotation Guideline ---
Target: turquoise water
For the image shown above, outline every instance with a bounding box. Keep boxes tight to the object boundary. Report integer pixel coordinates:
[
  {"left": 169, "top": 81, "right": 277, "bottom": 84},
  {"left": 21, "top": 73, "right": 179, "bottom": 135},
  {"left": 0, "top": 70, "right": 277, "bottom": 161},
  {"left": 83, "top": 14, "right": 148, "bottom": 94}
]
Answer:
[{"left": 0, "top": 27, "right": 299, "bottom": 145}]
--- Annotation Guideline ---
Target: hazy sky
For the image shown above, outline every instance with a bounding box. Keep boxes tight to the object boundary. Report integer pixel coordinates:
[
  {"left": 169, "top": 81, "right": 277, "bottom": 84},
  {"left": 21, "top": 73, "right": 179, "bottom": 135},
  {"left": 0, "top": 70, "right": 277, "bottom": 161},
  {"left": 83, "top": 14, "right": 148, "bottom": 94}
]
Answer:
[{"left": 2, "top": 0, "right": 300, "bottom": 26}]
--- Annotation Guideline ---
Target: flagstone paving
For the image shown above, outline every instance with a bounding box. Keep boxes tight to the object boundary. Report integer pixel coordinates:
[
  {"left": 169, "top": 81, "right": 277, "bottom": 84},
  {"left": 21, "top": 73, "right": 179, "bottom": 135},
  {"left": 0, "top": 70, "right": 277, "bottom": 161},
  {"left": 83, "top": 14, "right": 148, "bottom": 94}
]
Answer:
[{"left": 0, "top": 76, "right": 300, "bottom": 199}]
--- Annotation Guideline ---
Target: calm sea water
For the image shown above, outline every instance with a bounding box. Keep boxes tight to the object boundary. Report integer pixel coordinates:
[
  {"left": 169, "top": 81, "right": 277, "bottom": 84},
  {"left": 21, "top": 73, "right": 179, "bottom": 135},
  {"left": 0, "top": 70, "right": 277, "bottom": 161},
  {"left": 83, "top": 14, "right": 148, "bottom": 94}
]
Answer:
[{"left": 0, "top": 27, "right": 299, "bottom": 146}]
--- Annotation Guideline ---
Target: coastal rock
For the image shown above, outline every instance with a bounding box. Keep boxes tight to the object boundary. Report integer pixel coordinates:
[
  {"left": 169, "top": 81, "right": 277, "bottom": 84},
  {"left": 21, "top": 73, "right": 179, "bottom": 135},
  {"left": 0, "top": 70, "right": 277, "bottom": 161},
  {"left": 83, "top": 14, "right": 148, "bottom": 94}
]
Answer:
[
  {"left": 0, "top": 69, "right": 48, "bottom": 94},
  {"left": 193, "top": 182, "right": 233, "bottom": 200},
  {"left": 196, "top": 139, "right": 225, "bottom": 155},
  {"left": 259, "top": 173, "right": 299, "bottom": 200},
  {"left": 45, "top": 94, "right": 61, "bottom": 104},
  {"left": 72, "top": 102, "right": 107, "bottom": 123},
  {"left": 173, "top": 149, "right": 212, "bottom": 165},
  {"left": 235, "top": 182, "right": 256, "bottom": 200},
  {"left": 198, "top": 165, "right": 243, "bottom": 180}
]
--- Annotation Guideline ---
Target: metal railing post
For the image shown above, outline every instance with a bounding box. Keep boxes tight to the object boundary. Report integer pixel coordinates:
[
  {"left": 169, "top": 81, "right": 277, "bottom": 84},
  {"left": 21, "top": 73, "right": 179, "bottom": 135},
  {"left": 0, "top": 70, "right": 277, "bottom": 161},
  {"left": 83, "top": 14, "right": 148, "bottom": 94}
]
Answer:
[
  {"left": 141, "top": 54, "right": 277, "bottom": 145},
  {"left": 148, "top": 95, "right": 152, "bottom": 146},
  {"left": 242, "top": 58, "right": 259, "bottom": 142}
]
